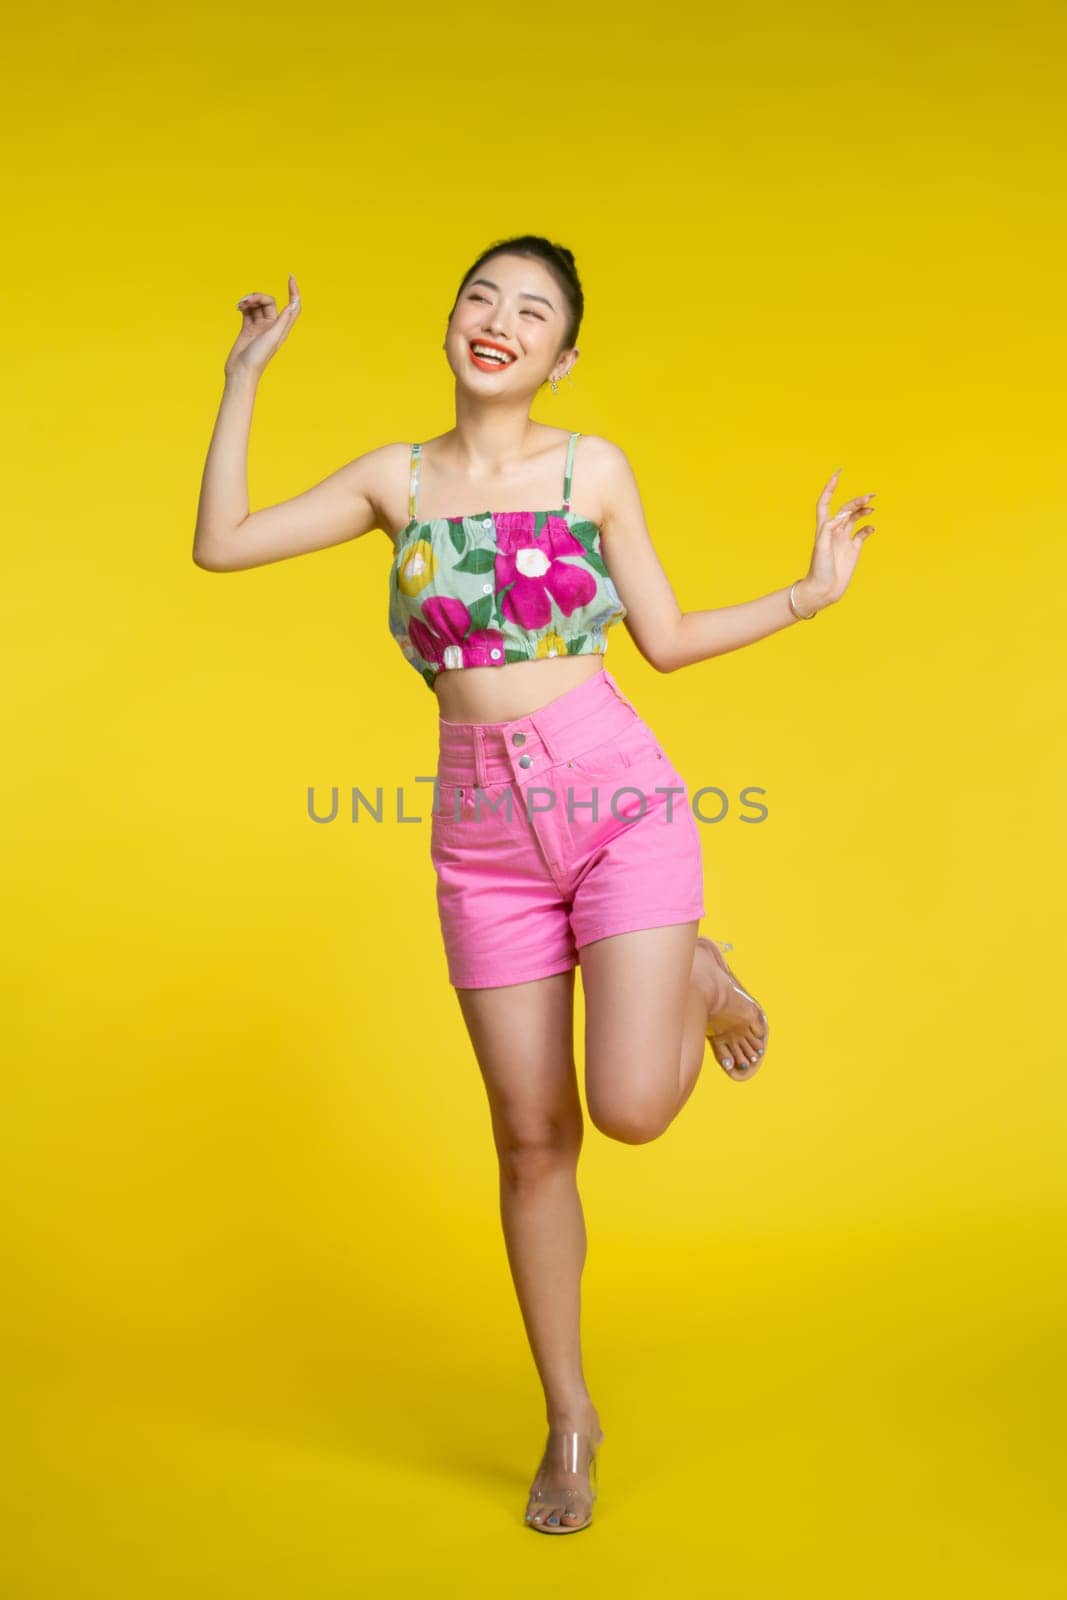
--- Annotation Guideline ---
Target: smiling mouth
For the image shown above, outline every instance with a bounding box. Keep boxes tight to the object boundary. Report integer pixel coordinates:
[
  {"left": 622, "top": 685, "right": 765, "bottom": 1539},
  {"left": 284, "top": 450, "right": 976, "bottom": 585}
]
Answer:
[{"left": 468, "top": 341, "right": 516, "bottom": 370}]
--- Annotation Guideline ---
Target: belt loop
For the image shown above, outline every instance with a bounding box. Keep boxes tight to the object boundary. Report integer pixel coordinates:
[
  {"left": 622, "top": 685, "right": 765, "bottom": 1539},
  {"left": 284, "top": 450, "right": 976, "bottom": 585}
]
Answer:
[
  {"left": 474, "top": 726, "right": 489, "bottom": 788},
  {"left": 528, "top": 711, "right": 564, "bottom": 763}
]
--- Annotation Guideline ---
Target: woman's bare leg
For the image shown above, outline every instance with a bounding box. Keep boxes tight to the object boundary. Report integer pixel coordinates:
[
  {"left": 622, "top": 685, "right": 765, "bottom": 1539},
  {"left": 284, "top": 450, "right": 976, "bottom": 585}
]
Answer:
[
  {"left": 455, "top": 968, "right": 603, "bottom": 1529},
  {"left": 580, "top": 922, "right": 767, "bottom": 1143}
]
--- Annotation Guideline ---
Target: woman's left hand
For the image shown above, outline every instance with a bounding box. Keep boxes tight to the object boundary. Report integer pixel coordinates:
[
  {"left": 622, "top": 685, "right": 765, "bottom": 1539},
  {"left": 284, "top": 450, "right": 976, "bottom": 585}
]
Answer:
[{"left": 796, "top": 469, "right": 877, "bottom": 613}]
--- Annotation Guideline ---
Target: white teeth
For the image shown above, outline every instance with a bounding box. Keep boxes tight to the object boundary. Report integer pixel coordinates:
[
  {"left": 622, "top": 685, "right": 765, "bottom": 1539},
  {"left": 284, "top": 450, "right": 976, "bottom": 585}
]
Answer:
[{"left": 471, "top": 344, "right": 513, "bottom": 364}]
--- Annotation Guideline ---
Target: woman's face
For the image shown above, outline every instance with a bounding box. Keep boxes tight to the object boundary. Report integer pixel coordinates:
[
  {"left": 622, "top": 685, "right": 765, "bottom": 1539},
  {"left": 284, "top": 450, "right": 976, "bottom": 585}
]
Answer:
[{"left": 444, "top": 252, "right": 576, "bottom": 395}]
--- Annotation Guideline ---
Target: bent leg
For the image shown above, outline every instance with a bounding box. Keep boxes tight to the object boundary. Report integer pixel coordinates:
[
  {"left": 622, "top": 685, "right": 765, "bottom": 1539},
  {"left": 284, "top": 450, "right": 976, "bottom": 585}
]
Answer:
[
  {"left": 579, "top": 920, "right": 706, "bottom": 1143},
  {"left": 581, "top": 922, "right": 768, "bottom": 1143}
]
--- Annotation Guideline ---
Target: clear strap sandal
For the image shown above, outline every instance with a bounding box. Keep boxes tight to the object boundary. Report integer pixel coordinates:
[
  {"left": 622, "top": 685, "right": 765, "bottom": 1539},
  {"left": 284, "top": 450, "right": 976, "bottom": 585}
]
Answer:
[
  {"left": 701, "top": 936, "right": 769, "bottom": 1075},
  {"left": 525, "top": 1428, "right": 603, "bottom": 1534}
]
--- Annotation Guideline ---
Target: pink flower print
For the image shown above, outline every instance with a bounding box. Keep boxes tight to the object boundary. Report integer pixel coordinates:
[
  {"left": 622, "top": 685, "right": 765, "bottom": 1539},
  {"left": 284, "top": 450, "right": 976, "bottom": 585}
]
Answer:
[
  {"left": 494, "top": 513, "right": 597, "bottom": 630},
  {"left": 408, "top": 595, "right": 506, "bottom": 670}
]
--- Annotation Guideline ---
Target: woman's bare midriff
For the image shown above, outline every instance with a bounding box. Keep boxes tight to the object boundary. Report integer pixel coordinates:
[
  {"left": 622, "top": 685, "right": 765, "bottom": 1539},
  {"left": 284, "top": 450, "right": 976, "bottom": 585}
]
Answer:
[{"left": 432, "top": 654, "right": 608, "bottom": 726}]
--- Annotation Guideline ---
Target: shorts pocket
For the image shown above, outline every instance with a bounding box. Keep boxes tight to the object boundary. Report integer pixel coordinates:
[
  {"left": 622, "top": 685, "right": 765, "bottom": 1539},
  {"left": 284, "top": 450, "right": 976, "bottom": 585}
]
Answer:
[
  {"left": 430, "top": 779, "right": 517, "bottom": 841},
  {"left": 564, "top": 718, "right": 664, "bottom": 780},
  {"left": 430, "top": 781, "right": 474, "bottom": 828}
]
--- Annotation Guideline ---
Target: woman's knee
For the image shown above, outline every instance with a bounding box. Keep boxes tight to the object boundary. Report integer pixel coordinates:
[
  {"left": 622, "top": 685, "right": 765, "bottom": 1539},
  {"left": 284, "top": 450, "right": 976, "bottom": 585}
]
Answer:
[
  {"left": 494, "top": 1116, "right": 583, "bottom": 1188},
  {"left": 586, "top": 1082, "right": 676, "bottom": 1145}
]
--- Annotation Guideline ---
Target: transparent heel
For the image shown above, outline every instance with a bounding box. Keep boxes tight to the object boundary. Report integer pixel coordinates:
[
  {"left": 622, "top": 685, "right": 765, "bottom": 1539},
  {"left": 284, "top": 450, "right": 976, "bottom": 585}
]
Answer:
[
  {"left": 525, "top": 1428, "right": 603, "bottom": 1534},
  {"left": 699, "top": 935, "right": 769, "bottom": 1076}
]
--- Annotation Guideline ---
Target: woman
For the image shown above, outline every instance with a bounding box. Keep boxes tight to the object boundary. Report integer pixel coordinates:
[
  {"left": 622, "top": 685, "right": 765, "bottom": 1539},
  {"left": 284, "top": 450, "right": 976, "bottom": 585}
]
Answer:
[{"left": 192, "top": 234, "right": 876, "bottom": 1534}]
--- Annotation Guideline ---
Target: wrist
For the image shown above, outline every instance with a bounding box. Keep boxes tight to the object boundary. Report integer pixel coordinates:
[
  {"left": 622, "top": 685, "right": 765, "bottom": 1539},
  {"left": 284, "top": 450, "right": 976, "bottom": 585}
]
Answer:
[
  {"left": 222, "top": 363, "right": 260, "bottom": 393},
  {"left": 791, "top": 577, "right": 832, "bottom": 617}
]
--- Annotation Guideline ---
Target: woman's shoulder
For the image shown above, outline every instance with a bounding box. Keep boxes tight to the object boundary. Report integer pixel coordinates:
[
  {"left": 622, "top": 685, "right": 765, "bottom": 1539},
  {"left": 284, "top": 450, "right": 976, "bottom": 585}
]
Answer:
[
  {"left": 338, "top": 441, "right": 422, "bottom": 541},
  {"left": 570, "top": 433, "right": 638, "bottom": 523},
  {"left": 572, "top": 431, "right": 628, "bottom": 466}
]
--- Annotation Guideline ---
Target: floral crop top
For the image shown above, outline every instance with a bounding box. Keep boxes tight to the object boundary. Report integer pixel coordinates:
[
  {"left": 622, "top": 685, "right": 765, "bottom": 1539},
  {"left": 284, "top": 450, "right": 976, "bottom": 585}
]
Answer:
[{"left": 388, "top": 431, "right": 628, "bottom": 690}]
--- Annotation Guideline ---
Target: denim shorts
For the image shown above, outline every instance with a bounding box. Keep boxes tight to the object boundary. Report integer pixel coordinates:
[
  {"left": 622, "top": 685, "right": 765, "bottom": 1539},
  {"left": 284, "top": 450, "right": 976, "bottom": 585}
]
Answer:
[{"left": 430, "top": 665, "right": 706, "bottom": 989}]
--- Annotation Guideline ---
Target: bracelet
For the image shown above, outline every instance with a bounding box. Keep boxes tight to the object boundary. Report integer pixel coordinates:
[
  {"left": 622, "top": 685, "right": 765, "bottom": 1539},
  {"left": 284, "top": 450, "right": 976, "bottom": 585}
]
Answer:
[{"left": 788, "top": 580, "right": 819, "bottom": 621}]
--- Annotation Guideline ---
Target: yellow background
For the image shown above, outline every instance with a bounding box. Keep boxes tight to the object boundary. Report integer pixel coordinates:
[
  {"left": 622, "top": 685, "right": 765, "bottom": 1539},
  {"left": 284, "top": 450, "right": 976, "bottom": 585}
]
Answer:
[{"left": 3, "top": 0, "right": 1064, "bottom": 1593}]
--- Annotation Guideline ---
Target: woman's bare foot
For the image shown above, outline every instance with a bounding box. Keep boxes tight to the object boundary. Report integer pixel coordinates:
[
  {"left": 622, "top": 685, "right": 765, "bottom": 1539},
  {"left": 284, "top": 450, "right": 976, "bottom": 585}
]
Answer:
[
  {"left": 695, "top": 936, "right": 768, "bottom": 1080},
  {"left": 525, "top": 1405, "right": 604, "bottom": 1531}
]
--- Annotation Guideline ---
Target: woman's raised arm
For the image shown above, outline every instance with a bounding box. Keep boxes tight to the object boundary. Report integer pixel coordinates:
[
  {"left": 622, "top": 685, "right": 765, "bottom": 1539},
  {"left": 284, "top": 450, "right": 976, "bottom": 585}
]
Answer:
[
  {"left": 595, "top": 441, "right": 876, "bottom": 671},
  {"left": 192, "top": 276, "right": 392, "bottom": 573}
]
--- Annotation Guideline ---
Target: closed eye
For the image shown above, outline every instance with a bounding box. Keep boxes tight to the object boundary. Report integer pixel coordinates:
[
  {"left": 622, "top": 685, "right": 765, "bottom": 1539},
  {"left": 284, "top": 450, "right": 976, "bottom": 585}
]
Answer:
[{"left": 466, "top": 293, "right": 544, "bottom": 320}]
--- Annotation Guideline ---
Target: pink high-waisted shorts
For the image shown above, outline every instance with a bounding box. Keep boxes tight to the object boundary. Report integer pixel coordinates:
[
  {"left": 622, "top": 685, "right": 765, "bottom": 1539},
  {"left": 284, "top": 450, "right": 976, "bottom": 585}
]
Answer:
[{"left": 430, "top": 665, "right": 706, "bottom": 989}]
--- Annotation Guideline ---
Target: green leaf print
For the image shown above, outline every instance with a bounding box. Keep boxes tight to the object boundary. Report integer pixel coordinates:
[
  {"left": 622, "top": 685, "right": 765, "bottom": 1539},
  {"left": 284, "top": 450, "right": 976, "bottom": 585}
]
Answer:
[
  {"left": 566, "top": 635, "right": 588, "bottom": 655},
  {"left": 581, "top": 550, "right": 610, "bottom": 579},
  {"left": 453, "top": 548, "right": 496, "bottom": 574},
  {"left": 466, "top": 594, "right": 494, "bottom": 633},
  {"left": 504, "top": 647, "right": 529, "bottom": 664},
  {"left": 447, "top": 523, "right": 467, "bottom": 557}
]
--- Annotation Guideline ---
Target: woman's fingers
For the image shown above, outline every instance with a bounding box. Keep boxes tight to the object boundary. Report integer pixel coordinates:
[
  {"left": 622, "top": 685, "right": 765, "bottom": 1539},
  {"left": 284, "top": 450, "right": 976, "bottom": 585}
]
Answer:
[
  {"left": 816, "top": 467, "right": 842, "bottom": 521},
  {"left": 817, "top": 471, "right": 876, "bottom": 533},
  {"left": 224, "top": 277, "right": 301, "bottom": 377},
  {"left": 235, "top": 276, "right": 300, "bottom": 320},
  {"left": 825, "top": 495, "right": 875, "bottom": 524},
  {"left": 819, "top": 499, "right": 876, "bottom": 540}
]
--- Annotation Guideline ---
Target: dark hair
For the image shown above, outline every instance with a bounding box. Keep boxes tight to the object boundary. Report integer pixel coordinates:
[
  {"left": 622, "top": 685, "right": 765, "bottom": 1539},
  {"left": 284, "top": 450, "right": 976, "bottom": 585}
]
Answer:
[{"left": 448, "top": 234, "right": 584, "bottom": 353}]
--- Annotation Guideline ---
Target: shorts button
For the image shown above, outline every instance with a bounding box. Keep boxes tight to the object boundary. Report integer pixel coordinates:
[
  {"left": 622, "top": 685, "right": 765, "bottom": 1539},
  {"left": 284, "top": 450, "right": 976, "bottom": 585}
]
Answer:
[
  {"left": 518, "top": 754, "right": 532, "bottom": 768},
  {"left": 490, "top": 648, "right": 501, "bottom": 659},
  {"left": 512, "top": 731, "right": 526, "bottom": 745}
]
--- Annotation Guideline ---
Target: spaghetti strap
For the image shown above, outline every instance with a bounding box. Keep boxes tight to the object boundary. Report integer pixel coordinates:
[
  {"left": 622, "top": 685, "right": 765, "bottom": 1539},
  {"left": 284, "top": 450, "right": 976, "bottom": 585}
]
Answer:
[
  {"left": 562, "top": 430, "right": 580, "bottom": 512},
  {"left": 408, "top": 442, "right": 422, "bottom": 522}
]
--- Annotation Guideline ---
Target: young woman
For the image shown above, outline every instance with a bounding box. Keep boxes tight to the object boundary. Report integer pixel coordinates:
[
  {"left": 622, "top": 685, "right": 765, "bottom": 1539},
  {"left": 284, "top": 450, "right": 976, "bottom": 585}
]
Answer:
[{"left": 192, "top": 235, "right": 876, "bottom": 1535}]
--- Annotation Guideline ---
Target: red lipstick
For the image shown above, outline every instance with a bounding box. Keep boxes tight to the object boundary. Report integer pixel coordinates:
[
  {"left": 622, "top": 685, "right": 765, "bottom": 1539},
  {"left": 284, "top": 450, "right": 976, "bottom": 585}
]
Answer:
[{"left": 468, "top": 339, "right": 517, "bottom": 372}]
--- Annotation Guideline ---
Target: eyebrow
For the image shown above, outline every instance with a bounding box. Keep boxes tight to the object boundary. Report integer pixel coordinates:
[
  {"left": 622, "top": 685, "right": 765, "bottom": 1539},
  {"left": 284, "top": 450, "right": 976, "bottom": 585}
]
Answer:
[{"left": 468, "top": 276, "right": 556, "bottom": 311}]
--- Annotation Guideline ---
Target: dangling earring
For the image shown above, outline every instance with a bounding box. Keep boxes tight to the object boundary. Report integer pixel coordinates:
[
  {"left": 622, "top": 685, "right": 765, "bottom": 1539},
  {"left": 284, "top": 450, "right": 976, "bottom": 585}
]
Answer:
[{"left": 550, "top": 376, "right": 559, "bottom": 395}]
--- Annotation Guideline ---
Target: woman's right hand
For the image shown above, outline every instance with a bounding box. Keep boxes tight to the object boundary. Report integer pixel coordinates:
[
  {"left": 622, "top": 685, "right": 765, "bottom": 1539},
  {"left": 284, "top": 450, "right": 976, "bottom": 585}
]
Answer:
[{"left": 224, "top": 274, "right": 301, "bottom": 379}]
